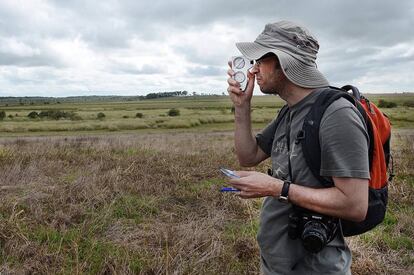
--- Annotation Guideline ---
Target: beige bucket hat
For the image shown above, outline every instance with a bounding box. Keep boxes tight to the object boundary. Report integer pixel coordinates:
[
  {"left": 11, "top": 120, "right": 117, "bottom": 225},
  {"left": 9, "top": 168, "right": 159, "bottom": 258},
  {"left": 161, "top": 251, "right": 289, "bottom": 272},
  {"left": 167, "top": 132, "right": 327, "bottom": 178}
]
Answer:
[{"left": 236, "top": 20, "right": 329, "bottom": 88}]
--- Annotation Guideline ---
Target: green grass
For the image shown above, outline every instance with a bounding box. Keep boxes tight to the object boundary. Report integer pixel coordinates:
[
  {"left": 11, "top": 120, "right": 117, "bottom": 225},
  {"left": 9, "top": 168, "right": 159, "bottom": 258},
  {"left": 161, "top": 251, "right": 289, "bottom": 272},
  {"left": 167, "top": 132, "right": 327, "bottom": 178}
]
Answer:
[
  {"left": 112, "top": 195, "right": 159, "bottom": 223},
  {"left": 28, "top": 226, "right": 146, "bottom": 274},
  {"left": 1, "top": 94, "right": 411, "bottom": 136}
]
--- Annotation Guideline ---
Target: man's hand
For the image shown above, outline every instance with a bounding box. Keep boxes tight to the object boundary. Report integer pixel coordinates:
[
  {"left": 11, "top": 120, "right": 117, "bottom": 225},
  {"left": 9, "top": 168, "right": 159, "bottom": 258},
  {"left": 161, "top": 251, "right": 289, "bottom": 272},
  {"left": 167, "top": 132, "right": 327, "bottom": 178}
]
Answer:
[
  {"left": 227, "top": 60, "right": 255, "bottom": 107},
  {"left": 229, "top": 171, "right": 283, "bottom": 199}
]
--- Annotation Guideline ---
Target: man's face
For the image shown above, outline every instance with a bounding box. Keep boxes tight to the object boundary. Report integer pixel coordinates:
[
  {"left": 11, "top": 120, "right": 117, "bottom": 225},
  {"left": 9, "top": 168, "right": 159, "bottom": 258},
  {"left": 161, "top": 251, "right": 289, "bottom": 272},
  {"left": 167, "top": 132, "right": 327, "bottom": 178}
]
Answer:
[{"left": 251, "top": 54, "right": 285, "bottom": 95}]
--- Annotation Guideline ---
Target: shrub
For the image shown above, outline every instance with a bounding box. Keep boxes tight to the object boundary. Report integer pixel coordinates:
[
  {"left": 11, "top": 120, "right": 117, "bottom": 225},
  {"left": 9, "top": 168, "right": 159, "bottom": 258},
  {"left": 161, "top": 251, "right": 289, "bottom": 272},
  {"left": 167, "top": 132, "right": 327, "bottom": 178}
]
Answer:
[
  {"left": 38, "top": 110, "right": 79, "bottom": 120},
  {"left": 136, "top": 112, "right": 144, "bottom": 118},
  {"left": 0, "top": 111, "right": 5, "bottom": 120},
  {"left": 122, "top": 115, "right": 129, "bottom": 119},
  {"left": 402, "top": 100, "right": 414, "bottom": 108},
  {"left": 167, "top": 108, "right": 180, "bottom": 116},
  {"left": 378, "top": 99, "right": 397, "bottom": 108},
  {"left": 97, "top": 112, "right": 106, "bottom": 120},
  {"left": 28, "top": 111, "right": 39, "bottom": 119}
]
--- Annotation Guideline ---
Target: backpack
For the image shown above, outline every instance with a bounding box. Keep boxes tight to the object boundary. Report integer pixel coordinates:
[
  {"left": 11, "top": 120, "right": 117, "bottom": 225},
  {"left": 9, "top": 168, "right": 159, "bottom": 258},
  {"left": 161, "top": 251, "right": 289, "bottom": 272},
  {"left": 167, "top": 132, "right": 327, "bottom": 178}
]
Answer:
[{"left": 276, "top": 85, "right": 393, "bottom": 236}]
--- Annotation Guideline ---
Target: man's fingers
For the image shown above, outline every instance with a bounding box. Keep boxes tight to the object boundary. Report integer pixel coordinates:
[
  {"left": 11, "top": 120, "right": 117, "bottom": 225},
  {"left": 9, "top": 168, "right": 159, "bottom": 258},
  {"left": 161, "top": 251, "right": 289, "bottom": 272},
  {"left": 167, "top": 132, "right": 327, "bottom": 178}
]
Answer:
[
  {"left": 227, "top": 76, "right": 239, "bottom": 87},
  {"left": 234, "top": 170, "right": 254, "bottom": 177},
  {"left": 237, "top": 191, "right": 260, "bottom": 199},
  {"left": 227, "top": 86, "right": 243, "bottom": 96}
]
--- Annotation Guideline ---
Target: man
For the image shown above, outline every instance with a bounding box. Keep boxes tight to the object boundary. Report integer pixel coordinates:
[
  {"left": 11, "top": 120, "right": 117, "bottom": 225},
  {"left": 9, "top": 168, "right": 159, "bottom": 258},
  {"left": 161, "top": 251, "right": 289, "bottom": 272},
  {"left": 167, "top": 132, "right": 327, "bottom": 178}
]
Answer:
[{"left": 226, "top": 21, "right": 370, "bottom": 274}]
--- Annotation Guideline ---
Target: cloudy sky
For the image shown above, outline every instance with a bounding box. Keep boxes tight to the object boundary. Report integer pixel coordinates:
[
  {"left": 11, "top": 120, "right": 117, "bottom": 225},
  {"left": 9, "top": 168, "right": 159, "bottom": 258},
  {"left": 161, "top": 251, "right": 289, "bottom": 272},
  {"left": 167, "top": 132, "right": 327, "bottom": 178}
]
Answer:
[{"left": 0, "top": 0, "right": 413, "bottom": 97}]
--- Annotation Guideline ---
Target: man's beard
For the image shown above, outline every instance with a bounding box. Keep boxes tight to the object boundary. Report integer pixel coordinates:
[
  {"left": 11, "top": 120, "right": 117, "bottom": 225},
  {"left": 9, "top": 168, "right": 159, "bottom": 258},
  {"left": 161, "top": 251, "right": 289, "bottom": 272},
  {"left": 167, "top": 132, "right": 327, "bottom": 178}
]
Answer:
[
  {"left": 259, "top": 80, "right": 286, "bottom": 95},
  {"left": 257, "top": 70, "right": 286, "bottom": 95}
]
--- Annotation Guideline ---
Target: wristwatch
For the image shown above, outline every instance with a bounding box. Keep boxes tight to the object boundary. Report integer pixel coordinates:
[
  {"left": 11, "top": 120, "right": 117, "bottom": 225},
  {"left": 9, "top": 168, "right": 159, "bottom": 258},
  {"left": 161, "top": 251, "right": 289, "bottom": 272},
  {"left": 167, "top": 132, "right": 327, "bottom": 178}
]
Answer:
[{"left": 278, "top": 180, "right": 291, "bottom": 203}]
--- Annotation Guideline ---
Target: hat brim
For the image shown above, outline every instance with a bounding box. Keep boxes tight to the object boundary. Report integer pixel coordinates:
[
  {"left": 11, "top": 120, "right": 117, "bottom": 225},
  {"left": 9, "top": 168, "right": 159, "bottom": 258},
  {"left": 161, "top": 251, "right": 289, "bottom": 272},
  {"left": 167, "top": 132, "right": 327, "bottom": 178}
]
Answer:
[{"left": 236, "top": 42, "right": 329, "bottom": 88}]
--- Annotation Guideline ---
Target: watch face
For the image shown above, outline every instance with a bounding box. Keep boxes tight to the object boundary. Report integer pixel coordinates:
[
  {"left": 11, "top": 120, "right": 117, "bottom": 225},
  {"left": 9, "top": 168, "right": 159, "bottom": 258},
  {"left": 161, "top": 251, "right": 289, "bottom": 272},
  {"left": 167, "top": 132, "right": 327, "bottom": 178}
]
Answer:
[
  {"left": 234, "top": 71, "right": 246, "bottom": 83},
  {"left": 233, "top": 57, "right": 245, "bottom": 69}
]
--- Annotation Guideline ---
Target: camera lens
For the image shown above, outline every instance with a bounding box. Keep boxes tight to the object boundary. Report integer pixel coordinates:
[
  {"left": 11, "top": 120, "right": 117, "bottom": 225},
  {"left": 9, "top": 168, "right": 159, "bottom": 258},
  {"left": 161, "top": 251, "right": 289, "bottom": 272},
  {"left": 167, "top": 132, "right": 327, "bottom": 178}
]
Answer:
[{"left": 301, "top": 221, "right": 328, "bottom": 253}]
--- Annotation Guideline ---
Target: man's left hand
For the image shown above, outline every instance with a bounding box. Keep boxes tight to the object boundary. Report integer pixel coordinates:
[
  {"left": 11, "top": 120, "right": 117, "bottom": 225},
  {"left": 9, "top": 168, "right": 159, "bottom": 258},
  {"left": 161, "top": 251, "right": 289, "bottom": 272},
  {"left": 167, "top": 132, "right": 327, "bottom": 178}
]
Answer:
[{"left": 229, "top": 171, "right": 283, "bottom": 199}]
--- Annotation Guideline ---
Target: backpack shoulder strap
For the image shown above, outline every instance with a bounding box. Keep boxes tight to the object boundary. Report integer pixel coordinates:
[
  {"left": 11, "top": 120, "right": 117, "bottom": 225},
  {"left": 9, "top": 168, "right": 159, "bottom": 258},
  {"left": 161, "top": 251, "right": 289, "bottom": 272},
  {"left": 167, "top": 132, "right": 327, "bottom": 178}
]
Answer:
[
  {"left": 301, "top": 87, "right": 357, "bottom": 187},
  {"left": 275, "top": 104, "right": 289, "bottom": 125}
]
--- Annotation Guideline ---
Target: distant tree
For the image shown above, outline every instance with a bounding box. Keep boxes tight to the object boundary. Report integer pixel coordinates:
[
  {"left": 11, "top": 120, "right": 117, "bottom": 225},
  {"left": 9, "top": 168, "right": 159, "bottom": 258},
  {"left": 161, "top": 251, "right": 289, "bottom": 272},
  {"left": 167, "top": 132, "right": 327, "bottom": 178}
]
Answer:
[{"left": 0, "top": 111, "right": 6, "bottom": 120}]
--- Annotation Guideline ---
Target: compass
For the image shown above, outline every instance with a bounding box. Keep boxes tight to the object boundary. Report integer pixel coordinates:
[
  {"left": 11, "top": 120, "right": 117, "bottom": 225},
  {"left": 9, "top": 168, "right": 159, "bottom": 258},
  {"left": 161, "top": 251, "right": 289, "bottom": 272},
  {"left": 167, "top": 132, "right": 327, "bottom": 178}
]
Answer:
[{"left": 233, "top": 56, "right": 246, "bottom": 69}]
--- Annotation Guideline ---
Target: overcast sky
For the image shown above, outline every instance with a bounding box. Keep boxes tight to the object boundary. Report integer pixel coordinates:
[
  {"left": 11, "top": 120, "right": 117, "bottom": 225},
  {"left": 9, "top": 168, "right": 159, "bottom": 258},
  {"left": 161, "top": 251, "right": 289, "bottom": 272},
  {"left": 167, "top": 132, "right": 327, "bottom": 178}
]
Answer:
[{"left": 0, "top": 0, "right": 413, "bottom": 97}]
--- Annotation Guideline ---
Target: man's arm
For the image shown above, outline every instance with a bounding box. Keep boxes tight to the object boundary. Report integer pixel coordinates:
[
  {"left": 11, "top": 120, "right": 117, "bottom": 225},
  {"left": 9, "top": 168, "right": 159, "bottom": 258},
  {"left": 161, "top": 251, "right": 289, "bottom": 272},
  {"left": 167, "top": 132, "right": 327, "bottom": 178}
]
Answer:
[
  {"left": 234, "top": 105, "right": 269, "bottom": 166},
  {"left": 227, "top": 64, "right": 268, "bottom": 167},
  {"left": 229, "top": 171, "right": 368, "bottom": 221},
  {"left": 287, "top": 177, "right": 368, "bottom": 221}
]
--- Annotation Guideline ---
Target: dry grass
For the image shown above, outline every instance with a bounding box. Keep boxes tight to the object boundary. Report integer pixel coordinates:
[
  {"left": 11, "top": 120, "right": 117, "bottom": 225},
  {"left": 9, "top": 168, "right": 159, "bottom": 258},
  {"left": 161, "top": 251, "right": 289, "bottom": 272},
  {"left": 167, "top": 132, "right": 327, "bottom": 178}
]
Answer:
[
  {"left": 0, "top": 132, "right": 264, "bottom": 274},
  {"left": 0, "top": 130, "right": 412, "bottom": 274}
]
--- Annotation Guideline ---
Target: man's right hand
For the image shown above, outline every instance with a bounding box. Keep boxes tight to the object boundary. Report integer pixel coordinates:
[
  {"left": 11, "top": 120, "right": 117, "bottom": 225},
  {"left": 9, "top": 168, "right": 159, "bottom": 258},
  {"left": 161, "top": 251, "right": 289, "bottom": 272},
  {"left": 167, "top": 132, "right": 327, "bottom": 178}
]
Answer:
[{"left": 227, "top": 60, "right": 255, "bottom": 107}]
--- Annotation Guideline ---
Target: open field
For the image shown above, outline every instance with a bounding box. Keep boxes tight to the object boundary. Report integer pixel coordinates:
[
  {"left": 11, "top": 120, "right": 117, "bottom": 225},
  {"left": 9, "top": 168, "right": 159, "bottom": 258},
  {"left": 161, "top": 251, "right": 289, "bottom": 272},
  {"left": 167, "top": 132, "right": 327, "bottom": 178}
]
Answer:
[
  {"left": 0, "top": 94, "right": 413, "bottom": 274},
  {"left": 0, "top": 93, "right": 413, "bottom": 136},
  {"left": 0, "top": 129, "right": 413, "bottom": 274}
]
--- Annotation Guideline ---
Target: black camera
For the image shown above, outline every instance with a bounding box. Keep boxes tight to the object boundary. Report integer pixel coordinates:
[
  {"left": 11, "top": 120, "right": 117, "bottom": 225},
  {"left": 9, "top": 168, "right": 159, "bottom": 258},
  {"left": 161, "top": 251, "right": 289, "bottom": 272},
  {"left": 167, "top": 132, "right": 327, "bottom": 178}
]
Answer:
[{"left": 288, "top": 206, "right": 339, "bottom": 253}]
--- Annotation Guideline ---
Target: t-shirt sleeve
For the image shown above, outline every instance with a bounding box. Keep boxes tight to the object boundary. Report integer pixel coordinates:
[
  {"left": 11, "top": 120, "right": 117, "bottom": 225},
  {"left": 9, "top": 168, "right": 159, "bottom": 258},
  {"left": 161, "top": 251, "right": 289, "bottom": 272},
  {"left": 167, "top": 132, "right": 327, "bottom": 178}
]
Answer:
[
  {"left": 319, "top": 100, "right": 370, "bottom": 179},
  {"left": 255, "top": 118, "right": 277, "bottom": 156}
]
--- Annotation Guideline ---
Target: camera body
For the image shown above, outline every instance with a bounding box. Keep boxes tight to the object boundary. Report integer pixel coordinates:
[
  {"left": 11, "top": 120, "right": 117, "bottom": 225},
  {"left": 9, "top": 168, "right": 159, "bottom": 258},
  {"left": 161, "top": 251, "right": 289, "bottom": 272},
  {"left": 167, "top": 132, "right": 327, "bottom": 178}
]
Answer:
[
  {"left": 288, "top": 206, "right": 339, "bottom": 253},
  {"left": 231, "top": 56, "right": 254, "bottom": 91}
]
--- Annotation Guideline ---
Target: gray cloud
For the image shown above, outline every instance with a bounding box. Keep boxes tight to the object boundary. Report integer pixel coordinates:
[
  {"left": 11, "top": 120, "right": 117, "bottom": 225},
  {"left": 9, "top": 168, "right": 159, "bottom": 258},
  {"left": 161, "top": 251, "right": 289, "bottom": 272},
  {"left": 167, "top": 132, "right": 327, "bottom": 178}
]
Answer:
[{"left": 0, "top": 0, "right": 413, "bottom": 96}]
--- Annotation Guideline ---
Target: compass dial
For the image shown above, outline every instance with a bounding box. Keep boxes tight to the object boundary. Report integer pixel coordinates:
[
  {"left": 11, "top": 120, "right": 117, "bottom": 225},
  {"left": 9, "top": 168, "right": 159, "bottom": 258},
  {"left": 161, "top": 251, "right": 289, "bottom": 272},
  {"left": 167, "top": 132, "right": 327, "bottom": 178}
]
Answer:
[
  {"left": 233, "top": 57, "right": 245, "bottom": 69},
  {"left": 234, "top": 71, "right": 246, "bottom": 83}
]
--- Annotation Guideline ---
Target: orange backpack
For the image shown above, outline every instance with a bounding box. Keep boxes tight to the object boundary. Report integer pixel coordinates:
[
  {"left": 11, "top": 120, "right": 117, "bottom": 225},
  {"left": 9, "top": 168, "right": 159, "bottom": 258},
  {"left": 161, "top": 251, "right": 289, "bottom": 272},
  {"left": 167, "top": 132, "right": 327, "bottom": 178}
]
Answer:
[{"left": 276, "top": 85, "right": 393, "bottom": 236}]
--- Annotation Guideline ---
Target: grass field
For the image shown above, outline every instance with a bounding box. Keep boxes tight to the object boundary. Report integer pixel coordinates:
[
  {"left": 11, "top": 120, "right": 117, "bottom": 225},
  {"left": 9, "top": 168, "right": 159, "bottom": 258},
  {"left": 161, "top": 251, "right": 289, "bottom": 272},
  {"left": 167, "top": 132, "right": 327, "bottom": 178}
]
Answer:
[
  {"left": 1, "top": 94, "right": 413, "bottom": 135},
  {"left": 0, "top": 94, "right": 413, "bottom": 274}
]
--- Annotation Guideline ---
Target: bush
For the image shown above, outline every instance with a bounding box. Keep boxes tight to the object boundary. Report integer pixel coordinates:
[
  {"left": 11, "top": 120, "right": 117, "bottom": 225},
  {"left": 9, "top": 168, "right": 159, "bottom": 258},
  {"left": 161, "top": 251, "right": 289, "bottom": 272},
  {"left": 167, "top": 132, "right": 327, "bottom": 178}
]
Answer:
[
  {"left": 167, "top": 108, "right": 180, "bottom": 117},
  {"left": 378, "top": 99, "right": 397, "bottom": 108},
  {"left": 135, "top": 112, "right": 144, "bottom": 118},
  {"left": 402, "top": 100, "right": 414, "bottom": 108},
  {"left": 97, "top": 112, "right": 106, "bottom": 120},
  {"left": 122, "top": 115, "right": 129, "bottom": 119},
  {"left": 28, "top": 111, "right": 39, "bottom": 119},
  {"left": 38, "top": 110, "right": 79, "bottom": 120},
  {"left": 0, "top": 111, "right": 5, "bottom": 120}
]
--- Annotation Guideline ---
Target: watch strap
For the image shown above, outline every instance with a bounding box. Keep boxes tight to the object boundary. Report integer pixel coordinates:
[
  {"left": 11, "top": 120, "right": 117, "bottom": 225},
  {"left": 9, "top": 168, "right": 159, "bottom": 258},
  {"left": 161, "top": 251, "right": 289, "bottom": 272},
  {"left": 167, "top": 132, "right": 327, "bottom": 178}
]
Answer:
[{"left": 278, "top": 180, "right": 291, "bottom": 203}]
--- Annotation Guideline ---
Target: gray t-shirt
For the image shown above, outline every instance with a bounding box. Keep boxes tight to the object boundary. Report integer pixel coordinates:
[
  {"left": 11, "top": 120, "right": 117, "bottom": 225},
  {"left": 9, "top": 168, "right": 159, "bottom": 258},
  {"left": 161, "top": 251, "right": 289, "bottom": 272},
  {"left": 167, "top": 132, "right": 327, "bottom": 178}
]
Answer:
[{"left": 255, "top": 89, "right": 370, "bottom": 274}]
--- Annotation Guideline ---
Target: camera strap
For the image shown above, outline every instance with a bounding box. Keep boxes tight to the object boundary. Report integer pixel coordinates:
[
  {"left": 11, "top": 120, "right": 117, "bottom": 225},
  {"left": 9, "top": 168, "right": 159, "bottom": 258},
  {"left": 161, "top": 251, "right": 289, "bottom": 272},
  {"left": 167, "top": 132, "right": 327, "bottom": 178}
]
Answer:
[{"left": 285, "top": 109, "right": 294, "bottom": 182}]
